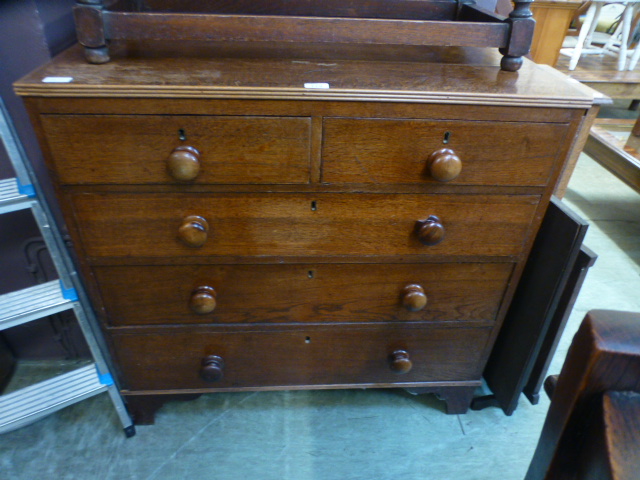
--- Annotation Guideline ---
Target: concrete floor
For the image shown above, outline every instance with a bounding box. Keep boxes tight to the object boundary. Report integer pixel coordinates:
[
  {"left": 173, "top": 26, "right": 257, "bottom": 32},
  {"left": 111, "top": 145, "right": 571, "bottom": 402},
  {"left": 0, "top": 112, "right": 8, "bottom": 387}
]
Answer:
[{"left": 1, "top": 149, "right": 639, "bottom": 479}]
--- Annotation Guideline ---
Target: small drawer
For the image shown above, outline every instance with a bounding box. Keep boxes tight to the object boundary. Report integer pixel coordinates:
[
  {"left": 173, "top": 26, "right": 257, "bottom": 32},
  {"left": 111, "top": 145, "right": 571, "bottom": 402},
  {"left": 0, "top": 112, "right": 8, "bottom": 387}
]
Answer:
[
  {"left": 322, "top": 118, "right": 569, "bottom": 186},
  {"left": 111, "top": 325, "right": 492, "bottom": 390},
  {"left": 94, "top": 262, "right": 513, "bottom": 326},
  {"left": 40, "top": 114, "right": 311, "bottom": 185},
  {"left": 72, "top": 192, "right": 539, "bottom": 259}
]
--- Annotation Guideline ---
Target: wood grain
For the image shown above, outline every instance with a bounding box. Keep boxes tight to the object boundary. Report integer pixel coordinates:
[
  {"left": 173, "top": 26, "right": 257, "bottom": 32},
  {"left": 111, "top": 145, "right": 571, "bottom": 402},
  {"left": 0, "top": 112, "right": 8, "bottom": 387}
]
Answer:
[
  {"left": 111, "top": 324, "right": 493, "bottom": 390},
  {"left": 94, "top": 262, "right": 513, "bottom": 326},
  {"left": 322, "top": 118, "right": 569, "bottom": 186},
  {"left": 70, "top": 192, "right": 539, "bottom": 259},
  {"left": 14, "top": 43, "right": 595, "bottom": 108},
  {"left": 41, "top": 114, "right": 311, "bottom": 185},
  {"left": 129, "top": 0, "right": 459, "bottom": 20}
]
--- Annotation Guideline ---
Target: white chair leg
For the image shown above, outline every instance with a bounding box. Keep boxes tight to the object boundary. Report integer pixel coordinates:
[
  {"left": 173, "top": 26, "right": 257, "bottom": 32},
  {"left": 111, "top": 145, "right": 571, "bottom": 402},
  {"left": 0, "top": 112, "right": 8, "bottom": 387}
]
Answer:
[
  {"left": 570, "top": 2, "right": 601, "bottom": 70},
  {"left": 603, "top": 16, "right": 624, "bottom": 52},
  {"left": 584, "top": 2, "right": 604, "bottom": 46},
  {"left": 628, "top": 5, "right": 640, "bottom": 69},
  {"left": 618, "top": 3, "right": 636, "bottom": 70}
]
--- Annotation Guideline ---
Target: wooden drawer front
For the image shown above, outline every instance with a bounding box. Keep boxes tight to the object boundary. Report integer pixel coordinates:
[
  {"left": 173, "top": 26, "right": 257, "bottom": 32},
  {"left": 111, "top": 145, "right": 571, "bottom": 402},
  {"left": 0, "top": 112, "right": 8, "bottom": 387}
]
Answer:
[
  {"left": 73, "top": 193, "right": 539, "bottom": 259},
  {"left": 40, "top": 115, "right": 311, "bottom": 185},
  {"left": 95, "top": 263, "right": 512, "bottom": 326},
  {"left": 112, "top": 325, "right": 492, "bottom": 390},
  {"left": 322, "top": 118, "right": 568, "bottom": 186}
]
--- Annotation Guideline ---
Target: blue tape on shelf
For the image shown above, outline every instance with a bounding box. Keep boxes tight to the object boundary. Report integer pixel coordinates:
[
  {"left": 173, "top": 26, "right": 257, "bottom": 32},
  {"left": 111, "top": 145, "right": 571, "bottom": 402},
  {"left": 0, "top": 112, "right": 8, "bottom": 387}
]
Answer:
[
  {"left": 17, "top": 180, "right": 36, "bottom": 198},
  {"left": 59, "top": 281, "right": 79, "bottom": 301},
  {"left": 95, "top": 365, "right": 115, "bottom": 386}
]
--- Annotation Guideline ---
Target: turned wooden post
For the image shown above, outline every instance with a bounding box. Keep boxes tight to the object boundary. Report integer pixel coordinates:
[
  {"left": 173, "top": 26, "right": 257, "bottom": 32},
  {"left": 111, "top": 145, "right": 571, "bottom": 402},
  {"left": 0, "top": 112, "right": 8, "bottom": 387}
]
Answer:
[
  {"left": 73, "top": 0, "right": 110, "bottom": 64},
  {"left": 500, "top": 0, "right": 536, "bottom": 71}
]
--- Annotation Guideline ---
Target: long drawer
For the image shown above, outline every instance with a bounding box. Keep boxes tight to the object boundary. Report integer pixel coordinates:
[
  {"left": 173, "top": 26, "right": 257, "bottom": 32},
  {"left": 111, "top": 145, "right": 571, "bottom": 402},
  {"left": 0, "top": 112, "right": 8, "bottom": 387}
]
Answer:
[
  {"left": 322, "top": 118, "right": 569, "bottom": 186},
  {"left": 111, "top": 325, "right": 493, "bottom": 390},
  {"left": 94, "top": 262, "right": 513, "bottom": 326},
  {"left": 72, "top": 192, "right": 539, "bottom": 259},
  {"left": 40, "top": 115, "right": 312, "bottom": 185}
]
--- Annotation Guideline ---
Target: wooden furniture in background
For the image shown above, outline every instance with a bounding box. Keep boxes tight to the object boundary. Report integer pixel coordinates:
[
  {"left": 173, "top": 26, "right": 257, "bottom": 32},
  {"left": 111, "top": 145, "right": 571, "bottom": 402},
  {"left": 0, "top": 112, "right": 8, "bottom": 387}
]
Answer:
[
  {"left": 15, "top": 43, "right": 598, "bottom": 424},
  {"left": 72, "top": 0, "right": 536, "bottom": 71},
  {"left": 473, "top": 197, "right": 596, "bottom": 415},
  {"left": 585, "top": 119, "right": 640, "bottom": 192},
  {"left": 556, "top": 54, "right": 640, "bottom": 194},
  {"left": 530, "top": 0, "right": 583, "bottom": 66},
  {"left": 526, "top": 310, "right": 640, "bottom": 480}
]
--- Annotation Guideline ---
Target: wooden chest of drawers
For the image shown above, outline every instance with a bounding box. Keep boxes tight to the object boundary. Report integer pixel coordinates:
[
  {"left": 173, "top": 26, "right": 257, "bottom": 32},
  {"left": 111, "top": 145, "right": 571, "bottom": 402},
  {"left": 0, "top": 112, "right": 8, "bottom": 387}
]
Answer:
[{"left": 15, "top": 43, "right": 597, "bottom": 423}]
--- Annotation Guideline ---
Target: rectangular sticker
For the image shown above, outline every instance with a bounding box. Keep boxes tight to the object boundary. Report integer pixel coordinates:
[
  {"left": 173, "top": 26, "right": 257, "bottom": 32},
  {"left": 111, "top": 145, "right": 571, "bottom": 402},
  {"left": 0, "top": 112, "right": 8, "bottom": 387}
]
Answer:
[{"left": 42, "top": 77, "right": 74, "bottom": 83}]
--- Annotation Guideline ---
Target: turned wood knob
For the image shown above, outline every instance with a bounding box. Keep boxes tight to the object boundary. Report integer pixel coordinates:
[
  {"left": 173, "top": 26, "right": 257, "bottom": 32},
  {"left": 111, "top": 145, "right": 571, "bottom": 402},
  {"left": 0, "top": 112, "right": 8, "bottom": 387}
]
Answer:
[
  {"left": 389, "top": 350, "right": 413, "bottom": 374},
  {"left": 427, "top": 148, "right": 462, "bottom": 182},
  {"left": 189, "top": 286, "right": 217, "bottom": 314},
  {"left": 401, "top": 284, "right": 428, "bottom": 312},
  {"left": 178, "top": 215, "right": 209, "bottom": 248},
  {"left": 167, "top": 146, "right": 201, "bottom": 182},
  {"left": 200, "top": 355, "right": 225, "bottom": 382},
  {"left": 415, "top": 215, "right": 445, "bottom": 246}
]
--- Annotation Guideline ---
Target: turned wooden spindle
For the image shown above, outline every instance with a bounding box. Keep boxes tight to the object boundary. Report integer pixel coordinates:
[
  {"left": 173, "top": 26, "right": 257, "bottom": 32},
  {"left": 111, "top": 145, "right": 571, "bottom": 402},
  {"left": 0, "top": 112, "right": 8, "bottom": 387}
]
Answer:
[
  {"left": 166, "top": 146, "right": 201, "bottom": 182},
  {"left": 499, "top": 0, "right": 535, "bottom": 72},
  {"left": 389, "top": 350, "right": 413, "bottom": 374},
  {"left": 427, "top": 148, "right": 462, "bottom": 182},
  {"left": 401, "top": 284, "right": 428, "bottom": 312},
  {"left": 189, "top": 286, "right": 217, "bottom": 314},
  {"left": 177, "top": 215, "right": 209, "bottom": 248},
  {"left": 74, "top": 0, "right": 111, "bottom": 64},
  {"left": 415, "top": 215, "right": 445, "bottom": 246},
  {"left": 200, "top": 355, "right": 225, "bottom": 382}
]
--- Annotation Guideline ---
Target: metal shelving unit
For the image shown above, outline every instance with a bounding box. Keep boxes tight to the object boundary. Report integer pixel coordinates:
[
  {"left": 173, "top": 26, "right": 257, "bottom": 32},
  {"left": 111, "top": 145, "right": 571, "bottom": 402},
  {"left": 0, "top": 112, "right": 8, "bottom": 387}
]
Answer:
[{"left": 0, "top": 96, "right": 135, "bottom": 437}]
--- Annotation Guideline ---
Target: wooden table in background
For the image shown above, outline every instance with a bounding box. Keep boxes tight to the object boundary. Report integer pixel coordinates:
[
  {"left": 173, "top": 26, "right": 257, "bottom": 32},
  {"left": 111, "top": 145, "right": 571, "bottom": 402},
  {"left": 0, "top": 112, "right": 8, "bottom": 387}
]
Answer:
[{"left": 556, "top": 54, "right": 640, "bottom": 194}]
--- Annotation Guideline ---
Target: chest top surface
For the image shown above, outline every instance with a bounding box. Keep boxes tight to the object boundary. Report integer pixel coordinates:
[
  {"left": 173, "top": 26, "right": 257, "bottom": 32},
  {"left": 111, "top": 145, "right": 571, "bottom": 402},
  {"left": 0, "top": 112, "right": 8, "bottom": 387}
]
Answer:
[{"left": 15, "top": 42, "right": 596, "bottom": 108}]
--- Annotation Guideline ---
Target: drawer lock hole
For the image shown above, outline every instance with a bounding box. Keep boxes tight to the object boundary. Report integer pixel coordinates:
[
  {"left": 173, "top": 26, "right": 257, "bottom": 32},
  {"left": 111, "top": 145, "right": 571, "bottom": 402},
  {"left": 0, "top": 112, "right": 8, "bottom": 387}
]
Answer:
[
  {"left": 178, "top": 128, "right": 187, "bottom": 141},
  {"left": 311, "top": 200, "right": 318, "bottom": 211},
  {"left": 305, "top": 336, "right": 312, "bottom": 344},
  {"left": 308, "top": 270, "right": 315, "bottom": 279},
  {"left": 443, "top": 131, "right": 451, "bottom": 144}
]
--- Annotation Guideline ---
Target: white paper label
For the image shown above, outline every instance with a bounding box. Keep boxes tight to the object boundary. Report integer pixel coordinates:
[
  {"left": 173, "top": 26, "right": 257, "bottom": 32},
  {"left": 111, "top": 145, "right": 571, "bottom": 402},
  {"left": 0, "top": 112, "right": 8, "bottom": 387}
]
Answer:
[
  {"left": 42, "top": 76, "right": 74, "bottom": 83},
  {"left": 304, "top": 82, "right": 330, "bottom": 89}
]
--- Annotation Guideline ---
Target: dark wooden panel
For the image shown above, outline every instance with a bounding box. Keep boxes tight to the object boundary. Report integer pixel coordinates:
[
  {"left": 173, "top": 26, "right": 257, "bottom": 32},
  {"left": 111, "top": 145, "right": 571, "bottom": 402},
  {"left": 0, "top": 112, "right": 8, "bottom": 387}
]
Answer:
[
  {"left": 481, "top": 197, "right": 589, "bottom": 415},
  {"left": 111, "top": 324, "right": 492, "bottom": 390},
  {"left": 129, "top": 0, "right": 459, "bottom": 20},
  {"left": 322, "top": 118, "right": 569, "bottom": 186},
  {"left": 41, "top": 115, "right": 311, "bottom": 185},
  {"left": 94, "top": 262, "right": 513, "bottom": 326},
  {"left": 523, "top": 245, "right": 597, "bottom": 404},
  {"left": 71, "top": 192, "right": 539, "bottom": 259},
  {"left": 104, "top": 13, "right": 509, "bottom": 48}
]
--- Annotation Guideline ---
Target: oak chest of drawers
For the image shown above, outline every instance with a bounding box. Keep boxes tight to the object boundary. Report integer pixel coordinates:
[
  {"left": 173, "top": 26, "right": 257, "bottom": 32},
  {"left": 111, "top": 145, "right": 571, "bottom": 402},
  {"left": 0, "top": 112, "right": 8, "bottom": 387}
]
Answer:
[{"left": 16, "top": 43, "right": 597, "bottom": 423}]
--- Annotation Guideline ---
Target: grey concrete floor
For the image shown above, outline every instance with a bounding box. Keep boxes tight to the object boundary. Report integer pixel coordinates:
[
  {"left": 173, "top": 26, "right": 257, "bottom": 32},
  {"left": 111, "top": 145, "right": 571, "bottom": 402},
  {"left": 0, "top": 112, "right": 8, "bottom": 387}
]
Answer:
[{"left": 1, "top": 150, "right": 639, "bottom": 480}]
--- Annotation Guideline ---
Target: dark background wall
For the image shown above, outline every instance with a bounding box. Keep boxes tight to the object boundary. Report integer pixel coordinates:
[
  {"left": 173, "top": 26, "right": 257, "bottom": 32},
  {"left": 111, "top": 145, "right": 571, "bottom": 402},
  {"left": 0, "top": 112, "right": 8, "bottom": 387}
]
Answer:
[{"left": 0, "top": 0, "right": 86, "bottom": 359}]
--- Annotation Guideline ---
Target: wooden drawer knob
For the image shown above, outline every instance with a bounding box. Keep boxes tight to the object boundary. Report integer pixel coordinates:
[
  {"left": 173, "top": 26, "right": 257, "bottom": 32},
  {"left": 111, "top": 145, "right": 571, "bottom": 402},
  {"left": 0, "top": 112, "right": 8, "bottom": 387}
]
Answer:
[
  {"left": 415, "top": 215, "right": 445, "bottom": 246},
  {"left": 200, "top": 355, "right": 225, "bottom": 382},
  {"left": 190, "top": 286, "right": 217, "bottom": 314},
  {"left": 401, "top": 284, "right": 428, "bottom": 312},
  {"left": 389, "top": 350, "right": 413, "bottom": 374},
  {"left": 167, "top": 146, "right": 201, "bottom": 182},
  {"left": 427, "top": 148, "right": 462, "bottom": 182},
  {"left": 178, "top": 215, "right": 209, "bottom": 248}
]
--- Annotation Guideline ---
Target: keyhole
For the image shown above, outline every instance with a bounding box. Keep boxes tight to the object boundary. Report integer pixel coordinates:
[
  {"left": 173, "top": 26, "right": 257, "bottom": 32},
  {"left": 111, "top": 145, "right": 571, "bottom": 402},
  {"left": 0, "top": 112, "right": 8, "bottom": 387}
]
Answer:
[
  {"left": 311, "top": 201, "right": 317, "bottom": 211},
  {"left": 443, "top": 131, "right": 451, "bottom": 144},
  {"left": 308, "top": 270, "right": 315, "bottom": 279},
  {"left": 305, "top": 336, "right": 311, "bottom": 344},
  {"left": 178, "top": 129, "right": 187, "bottom": 141}
]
